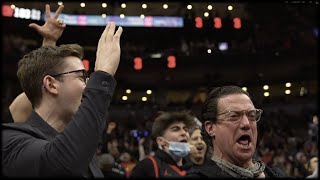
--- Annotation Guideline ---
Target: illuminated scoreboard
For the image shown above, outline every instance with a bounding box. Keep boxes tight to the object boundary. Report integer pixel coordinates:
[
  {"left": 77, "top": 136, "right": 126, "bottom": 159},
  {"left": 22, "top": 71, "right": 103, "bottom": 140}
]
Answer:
[
  {"left": 2, "top": 5, "right": 184, "bottom": 28},
  {"left": 2, "top": 5, "right": 41, "bottom": 20},
  {"left": 194, "top": 16, "right": 242, "bottom": 29}
]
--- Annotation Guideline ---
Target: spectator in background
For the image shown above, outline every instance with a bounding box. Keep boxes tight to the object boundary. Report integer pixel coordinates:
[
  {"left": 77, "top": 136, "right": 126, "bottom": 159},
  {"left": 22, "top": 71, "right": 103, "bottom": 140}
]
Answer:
[
  {"left": 107, "top": 138, "right": 121, "bottom": 160},
  {"left": 187, "top": 86, "right": 288, "bottom": 178},
  {"left": 118, "top": 151, "right": 137, "bottom": 178},
  {"left": 2, "top": 9, "right": 123, "bottom": 177},
  {"left": 99, "top": 121, "right": 118, "bottom": 155},
  {"left": 131, "top": 111, "right": 196, "bottom": 178},
  {"left": 306, "top": 156, "right": 318, "bottom": 178},
  {"left": 138, "top": 137, "right": 153, "bottom": 161},
  {"left": 187, "top": 117, "right": 208, "bottom": 166},
  {"left": 294, "top": 152, "right": 309, "bottom": 177},
  {"left": 98, "top": 153, "right": 125, "bottom": 178}
]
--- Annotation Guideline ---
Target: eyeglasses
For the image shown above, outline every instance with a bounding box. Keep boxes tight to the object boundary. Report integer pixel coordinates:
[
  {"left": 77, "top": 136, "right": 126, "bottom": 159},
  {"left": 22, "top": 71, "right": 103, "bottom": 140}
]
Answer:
[
  {"left": 216, "top": 109, "right": 263, "bottom": 123},
  {"left": 51, "top": 69, "right": 88, "bottom": 84}
]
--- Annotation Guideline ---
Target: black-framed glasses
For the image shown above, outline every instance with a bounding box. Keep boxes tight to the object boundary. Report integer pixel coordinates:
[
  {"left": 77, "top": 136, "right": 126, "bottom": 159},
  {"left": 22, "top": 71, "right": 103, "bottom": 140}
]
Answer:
[
  {"left": 216, "top": 109, "right": 263, "bottom": 123},
  {"left": 51, "top": 69, "right": 88, "bottom": 84}
]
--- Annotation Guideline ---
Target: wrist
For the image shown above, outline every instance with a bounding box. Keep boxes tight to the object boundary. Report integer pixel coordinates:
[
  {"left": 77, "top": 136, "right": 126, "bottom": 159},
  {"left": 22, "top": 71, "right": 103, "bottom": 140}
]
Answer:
[{"left": 42, "top": 39, "right": 57, "bottom": 47}]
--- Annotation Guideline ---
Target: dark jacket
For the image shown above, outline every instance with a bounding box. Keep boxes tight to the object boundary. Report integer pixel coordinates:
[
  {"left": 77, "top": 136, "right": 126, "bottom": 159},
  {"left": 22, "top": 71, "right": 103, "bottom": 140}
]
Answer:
[
  {"left": 2, "top": 71, "right": 116, "bottom": 177},
  {"left": 187, "top": 159, "right": 288, "bottom": 178},
  {"left": 131, "top": 149, "right": 192, "bottom": 178}
]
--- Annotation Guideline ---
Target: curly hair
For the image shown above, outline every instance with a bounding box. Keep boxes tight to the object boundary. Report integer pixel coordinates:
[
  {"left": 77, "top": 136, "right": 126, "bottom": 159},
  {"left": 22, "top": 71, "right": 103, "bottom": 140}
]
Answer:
[{"left": 151, "top": 110, "right": 197, "bottom": 139}]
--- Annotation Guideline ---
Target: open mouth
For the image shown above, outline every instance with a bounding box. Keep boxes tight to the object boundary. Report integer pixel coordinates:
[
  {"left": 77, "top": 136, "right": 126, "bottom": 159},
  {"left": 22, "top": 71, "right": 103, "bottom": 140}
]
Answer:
[
  {"left": 196, "top": 146, "right": 203, "bottom": 151},
  {"left": 180, "top": 139, "right": 188, "bottom": 143},
  {"left": 237, "top": 135, "right": 251, "bottom": 147}
]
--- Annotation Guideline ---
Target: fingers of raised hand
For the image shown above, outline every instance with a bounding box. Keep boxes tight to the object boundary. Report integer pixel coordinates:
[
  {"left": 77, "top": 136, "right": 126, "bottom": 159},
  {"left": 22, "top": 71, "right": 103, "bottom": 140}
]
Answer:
[
  {"left": 57, "top": 18, "right": 64, "bottom": 24},
  {"left": 97, "top": 23, "right": 110, "bottom": 53},
  {"left": 106, "top": 22, "right": 116, "bottom": 42},
  {"left": 45, "top": 4, "right": 51, "bottom": 19},
  {"left": 54, "top": 5, "right": 64, "bottom": 19},
  {"left": 113, "top": 26, "right": 123, "bottom": 43},
  {"left": 100, "top": 23, "right": 111, "bottom": 44}
]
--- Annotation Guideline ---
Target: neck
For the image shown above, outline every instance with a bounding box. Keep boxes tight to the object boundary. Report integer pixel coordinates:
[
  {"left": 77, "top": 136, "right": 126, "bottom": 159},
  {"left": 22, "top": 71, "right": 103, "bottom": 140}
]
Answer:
[
  {"left": 35, "top": 104, "right": 71, "bottom": 133},
  {"left": 190, "top": 156, "right": 205, "bottom": 165},
  {"left": 163, "top": 149, "right": 183, "bottom": 166},
  {"left": 212, "top": 150, "right": 253, "bottom": 168}
]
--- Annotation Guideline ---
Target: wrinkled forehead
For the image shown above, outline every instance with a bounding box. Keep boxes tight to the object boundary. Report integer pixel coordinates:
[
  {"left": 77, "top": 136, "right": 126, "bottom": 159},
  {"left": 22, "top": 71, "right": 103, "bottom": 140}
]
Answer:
[{"left": 218, "top": 94, "right": 254, "bottom": 111}]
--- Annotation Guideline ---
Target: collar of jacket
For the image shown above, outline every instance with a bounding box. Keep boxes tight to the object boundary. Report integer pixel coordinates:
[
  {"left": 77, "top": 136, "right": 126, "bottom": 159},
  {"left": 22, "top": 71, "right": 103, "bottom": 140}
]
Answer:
[
  {"left": 3, "top": 111, "right": 59, "bottom": 141},
  {"left": 155, "top": 149, "right": 191, "bottom": 169}
]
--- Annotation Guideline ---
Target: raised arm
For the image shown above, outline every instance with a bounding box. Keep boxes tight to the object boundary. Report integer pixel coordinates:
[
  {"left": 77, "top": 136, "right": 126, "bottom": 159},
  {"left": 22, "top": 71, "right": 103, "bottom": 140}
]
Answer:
[
  {"left": 9, "top": 4, "right": 66, "bottom": 123},
  {"left": 29, "top": 4, "right": 66, "bottom": 47},
  {"left": 138, "top": 138, "right": 147, "bottom": 161},
  {"left": 95, "top": 22, "right": 123, "bottom": 76},
  {"left": 9, "top": 93, "right": 32, "bottom": 123}
]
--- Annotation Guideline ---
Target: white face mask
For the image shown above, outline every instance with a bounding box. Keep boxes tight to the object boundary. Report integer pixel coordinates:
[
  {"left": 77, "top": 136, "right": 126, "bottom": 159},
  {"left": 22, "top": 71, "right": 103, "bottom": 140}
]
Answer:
[
  {"left": 159, "top": 138, "right": 190, "bottom": 159},
  {"left": 168, "top": 141, "right": 190, "bottom": 159}
]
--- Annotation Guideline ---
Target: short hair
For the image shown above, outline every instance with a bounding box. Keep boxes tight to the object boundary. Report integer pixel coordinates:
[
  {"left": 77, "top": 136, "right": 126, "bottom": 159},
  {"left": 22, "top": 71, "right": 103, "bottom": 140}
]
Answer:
[
  {"left": 200, "top": 86, "right": 251, "bottom": 147},
  {"left": 98, "top": 153, "right": 115, "bottom": 169},
  {"left": 151, "top": 111, "right": 197, "bottom": 139},
  {"left": 17, "top": 44, "right": 83, "bottom": 108},
  {"left": 188, "top": 117, "right": 202, "bottom": 135}
]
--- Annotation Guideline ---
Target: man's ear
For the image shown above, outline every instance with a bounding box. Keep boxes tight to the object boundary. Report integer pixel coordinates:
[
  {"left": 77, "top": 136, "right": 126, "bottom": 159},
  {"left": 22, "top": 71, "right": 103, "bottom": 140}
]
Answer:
[
  {"left": 204, "top": 121, "right": 216, "bottom": 138},
  {"left": 156, "top": 137, "right": 164, "bottom": 146},
  {"left": 43, "top": 75, "right": 59, "bottom": 95},
  {"left": 156, "top": 136, "right": 168, "bottom": 148}
]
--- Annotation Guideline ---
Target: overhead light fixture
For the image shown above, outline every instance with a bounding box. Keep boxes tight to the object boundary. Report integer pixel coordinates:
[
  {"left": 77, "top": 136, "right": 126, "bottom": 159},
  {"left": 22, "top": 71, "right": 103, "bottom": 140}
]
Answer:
[
  {"left": 163, "top": 4, "right": 168, "bottom": 9},
  {"left": 150, "top": 53, "right": 162, "bottom": 58},
  {"left": 218, "top": 42, "right": 228, "bottom": 51},
  {"left": 142, "top": 4, "right": 147, "bottom": 9}
]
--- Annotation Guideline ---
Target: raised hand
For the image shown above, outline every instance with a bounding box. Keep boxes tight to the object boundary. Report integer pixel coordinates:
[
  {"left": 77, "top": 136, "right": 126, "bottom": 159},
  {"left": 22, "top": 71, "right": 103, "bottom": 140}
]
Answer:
[
  {"left": 138, "top": 138, "right": 146, "bottom": 146},
  {"left": 106, "top": 121, "right": 117, "bottom": 134},
  {"left": 95, "top": 22, "right": 123, "bottom": 76},
  {"left": 29, "top": 4, "right": 66, "bottom": 46}
]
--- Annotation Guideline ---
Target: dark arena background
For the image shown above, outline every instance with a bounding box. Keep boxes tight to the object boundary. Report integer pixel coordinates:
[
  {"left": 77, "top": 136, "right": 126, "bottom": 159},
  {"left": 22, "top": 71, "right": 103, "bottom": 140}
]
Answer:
[{"left": 1, "top": 1, "right": 318, "bottom": 177}]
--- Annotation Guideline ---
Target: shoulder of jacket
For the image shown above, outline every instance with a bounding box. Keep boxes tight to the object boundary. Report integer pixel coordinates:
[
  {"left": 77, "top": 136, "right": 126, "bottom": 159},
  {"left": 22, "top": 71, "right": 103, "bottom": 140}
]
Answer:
[
  {"left": 265, "top": 166, "right": 288, "bottom": 177},
  {"left": 2, "top": 123, "right": 46, "bottom": 140}
]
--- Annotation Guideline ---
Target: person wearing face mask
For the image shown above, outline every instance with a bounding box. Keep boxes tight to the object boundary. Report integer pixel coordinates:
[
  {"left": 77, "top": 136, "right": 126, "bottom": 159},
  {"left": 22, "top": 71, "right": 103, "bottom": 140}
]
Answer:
[{"left": 130, "top": 111, "right": 196, "bottom": 178}]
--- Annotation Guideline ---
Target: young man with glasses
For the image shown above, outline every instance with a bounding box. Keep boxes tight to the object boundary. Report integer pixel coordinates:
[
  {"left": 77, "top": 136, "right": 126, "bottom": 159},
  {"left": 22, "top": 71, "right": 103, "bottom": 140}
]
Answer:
[
  {"left": 5, "top": 4, "right": 66, "bottom": 123},
  {"left": 2, "top": 8, "right": 123, "bottom": 177},
  {"left": 187, "top": 86, "right": 288, "bottom": 178}
]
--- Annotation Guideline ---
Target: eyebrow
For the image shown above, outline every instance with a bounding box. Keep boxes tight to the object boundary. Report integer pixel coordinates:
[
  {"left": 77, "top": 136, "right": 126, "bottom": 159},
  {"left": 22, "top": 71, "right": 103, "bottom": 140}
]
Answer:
[{"left": 170, "top": 125, "right": 186, "bottom": 130}]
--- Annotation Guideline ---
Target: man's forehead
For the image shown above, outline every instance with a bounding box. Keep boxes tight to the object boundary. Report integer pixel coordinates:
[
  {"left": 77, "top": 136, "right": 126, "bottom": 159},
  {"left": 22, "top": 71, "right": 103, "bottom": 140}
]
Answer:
[
  {"left": 167, "top": 121, "right": 187, "bottom": 128},
  {"left": 218, "top": 94, "right": 253, "bottom": 108},
  {"left": 63, "top": 56, "right": 84, "bottom": 67}
]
